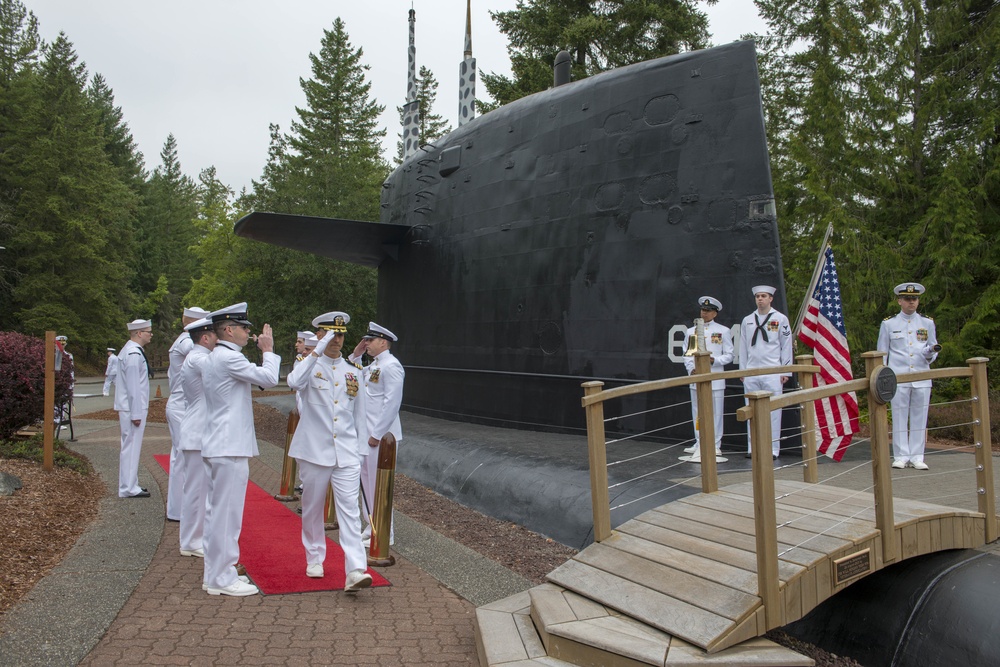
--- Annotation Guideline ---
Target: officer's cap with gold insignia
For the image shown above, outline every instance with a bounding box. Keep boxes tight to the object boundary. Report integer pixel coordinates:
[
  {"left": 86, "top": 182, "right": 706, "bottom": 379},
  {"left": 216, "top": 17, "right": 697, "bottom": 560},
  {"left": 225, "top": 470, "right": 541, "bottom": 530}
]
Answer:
[
  {"left": 751, "top": 285, "right": 776, "bottom": 296},
  {"left": 698, "top": 296, "right": 722, "bottom": 312},
  {"left": 127, "top": 319, "right": 152, "bottom": 331},
  {"left": 304, "top": 334, "right": 319, "bottom": 348},
  {"left": 208, "top": 302, "right": 252, "bottom": 327},
  {"left": 183, "top": 317, "right": 213, "bottom": 333},
  {"left": 893, "top": 282, "right": 925, "bottom": 297},
  {"left": 312, "top": 311, "right": 350, "bottom": 334},
  {"left": 183, "top": 306, "right": 209, "bottom": 319},
  {"left": 362, "top": 322, "right": 398, "bottom": 342}
]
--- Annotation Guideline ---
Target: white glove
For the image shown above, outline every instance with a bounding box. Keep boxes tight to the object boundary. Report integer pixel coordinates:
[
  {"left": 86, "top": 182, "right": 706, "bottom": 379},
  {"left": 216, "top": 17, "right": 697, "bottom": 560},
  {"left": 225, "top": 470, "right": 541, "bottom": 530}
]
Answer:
[{"left": 312, "top": 334, "right": 332, "bottom": 356}]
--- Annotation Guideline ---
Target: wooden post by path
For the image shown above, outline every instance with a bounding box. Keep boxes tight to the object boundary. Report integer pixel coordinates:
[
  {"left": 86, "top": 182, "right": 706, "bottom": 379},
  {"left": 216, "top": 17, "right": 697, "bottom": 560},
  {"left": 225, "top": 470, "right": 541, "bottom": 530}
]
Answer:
[
  {"left": 796, "top": 355, "right": 819, "bottom": 484},
  {"left": 694, "top": 351, "right": 718, "bottom": 493},
  {"left": 747, "top": 390, "right": 781, "bottom": 629},
  {"left": 863, "top": 350, "right": 897, "bottom": 564},
  {"left": 43, "top": 331, "right": 55, "bottom": 472},
  {"left": 968, "top": 357, "right": 997, "bottom": 543},
  {"left": 582, "top": 381, "right": 611, "bottom": 542}
]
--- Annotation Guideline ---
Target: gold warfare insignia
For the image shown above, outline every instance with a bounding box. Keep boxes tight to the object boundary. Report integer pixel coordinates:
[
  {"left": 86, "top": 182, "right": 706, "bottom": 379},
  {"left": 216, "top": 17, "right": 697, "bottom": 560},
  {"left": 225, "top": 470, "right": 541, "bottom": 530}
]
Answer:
[
  {"left": 710, "top": 333, "right": 722, "bottom": 345},
  {"left": 314, "top": 371, "right": 325, "bottom": 380},
  {"left": 370, "top": 368, "right": 381, "bottom": 384},
  {"left": 917, "top": 329, "right": 928, "bottom": 342},
  {"left": 768, "top": 320, "right": 780, "bottom": 332},
  {"left": 345, "top": 372, "right": 359, "bottom": 397}
]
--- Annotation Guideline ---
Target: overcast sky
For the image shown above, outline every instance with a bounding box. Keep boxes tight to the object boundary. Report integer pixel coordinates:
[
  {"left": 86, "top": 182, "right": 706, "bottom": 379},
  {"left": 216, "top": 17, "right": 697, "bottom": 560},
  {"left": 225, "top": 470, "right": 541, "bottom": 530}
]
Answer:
[{"left": 27, "top": 1, "right": 767, "bottom": 194}]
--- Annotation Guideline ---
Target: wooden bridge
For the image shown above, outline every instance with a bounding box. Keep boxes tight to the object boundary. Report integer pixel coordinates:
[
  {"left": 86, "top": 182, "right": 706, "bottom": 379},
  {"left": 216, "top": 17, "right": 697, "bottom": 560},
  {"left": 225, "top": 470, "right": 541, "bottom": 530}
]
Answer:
[{"left": 475, "top": 353, "right": 995, "bottom": 666}]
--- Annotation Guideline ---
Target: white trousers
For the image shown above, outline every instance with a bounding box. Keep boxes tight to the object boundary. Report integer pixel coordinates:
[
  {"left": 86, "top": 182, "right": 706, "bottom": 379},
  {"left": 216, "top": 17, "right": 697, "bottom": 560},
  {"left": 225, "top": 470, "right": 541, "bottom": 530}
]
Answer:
[
  {"left": 179, "top": 449, "right": 208, "bottom": 552},
  {"left": 117, "top": 413, "right": 146, "bottom": 497},
  {"left": 202, "top": 456, "right": 249, "bottom": 589},
  {"left": 165, "top": 401, "right": 185, "bottom": 520},
  {"left": 690, "top": 385, "right": 725, "bottom": 452},
  {"left": 360, "top": 450, "right": 394, "bottom": 543},
  {"left": 102, "top": 374, "right": 115, "bottom": 396},
  {"left": 298, "top": 459, "right": 367, "bottom": 574},
  {"left": 743, "top": 374, "right": 783, "bottom": 457},
  {"left": 890, "top": 385, "right": 931, "bottom": 463}
]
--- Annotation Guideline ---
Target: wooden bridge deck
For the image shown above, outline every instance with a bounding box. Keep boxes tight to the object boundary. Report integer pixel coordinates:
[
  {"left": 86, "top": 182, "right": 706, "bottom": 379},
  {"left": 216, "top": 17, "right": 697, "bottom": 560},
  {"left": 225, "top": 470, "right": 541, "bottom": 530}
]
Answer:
[{"left": 546, "top": 479, "right": 988, "bottom": 654}]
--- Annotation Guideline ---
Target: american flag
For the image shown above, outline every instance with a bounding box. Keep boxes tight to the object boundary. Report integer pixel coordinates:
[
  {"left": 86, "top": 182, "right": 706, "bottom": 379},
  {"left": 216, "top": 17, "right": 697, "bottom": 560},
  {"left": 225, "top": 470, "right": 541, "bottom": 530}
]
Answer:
[{"left": 797, "top": 247, "right": 859, "bottom": 461}]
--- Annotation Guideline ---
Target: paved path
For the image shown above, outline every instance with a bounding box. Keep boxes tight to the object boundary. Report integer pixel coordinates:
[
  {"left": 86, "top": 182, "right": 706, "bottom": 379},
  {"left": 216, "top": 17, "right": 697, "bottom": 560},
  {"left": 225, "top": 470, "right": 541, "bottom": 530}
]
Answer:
[{"left": 0, "top": 380, "right": 531, "bottom": 666}]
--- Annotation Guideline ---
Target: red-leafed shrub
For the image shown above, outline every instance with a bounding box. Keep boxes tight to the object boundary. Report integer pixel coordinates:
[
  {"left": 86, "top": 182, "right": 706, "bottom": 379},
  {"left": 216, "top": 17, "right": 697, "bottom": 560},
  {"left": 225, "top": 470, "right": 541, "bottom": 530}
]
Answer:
[{"left": 0, "top": 332, "right": 74, "bottom": 440}]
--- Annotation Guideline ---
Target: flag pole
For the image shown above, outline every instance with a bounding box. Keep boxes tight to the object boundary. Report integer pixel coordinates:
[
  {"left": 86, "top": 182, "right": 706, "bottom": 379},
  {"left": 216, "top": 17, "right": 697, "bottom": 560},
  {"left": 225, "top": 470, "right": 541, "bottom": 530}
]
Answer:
[{"left": 794, "top": 223, "right": 834, "bottom": 338}]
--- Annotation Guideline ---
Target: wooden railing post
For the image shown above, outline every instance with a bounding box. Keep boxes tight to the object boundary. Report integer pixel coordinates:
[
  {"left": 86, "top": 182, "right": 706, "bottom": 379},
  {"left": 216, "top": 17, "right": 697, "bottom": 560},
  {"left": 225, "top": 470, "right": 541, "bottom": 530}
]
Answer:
[
  {"left": 43, "top": 331, "right": 55, "bottom": 472},
  {"left": 796, "top": 354, "right": 819, "bottom": 484},
  {"left": 583, "top": 381, "right": 611, "bottom": 542},
  {"left": 694, "top": 351, "right": 718, "bottom": 493},
  {"left": 747, "top": 390, "right": 782, "bottom": 629},
  {"left": 863, "top": 350, "right": 898, "bottom": 563},
  {"left": 968, "top": 358, "right": 996, "bottom": 543}
]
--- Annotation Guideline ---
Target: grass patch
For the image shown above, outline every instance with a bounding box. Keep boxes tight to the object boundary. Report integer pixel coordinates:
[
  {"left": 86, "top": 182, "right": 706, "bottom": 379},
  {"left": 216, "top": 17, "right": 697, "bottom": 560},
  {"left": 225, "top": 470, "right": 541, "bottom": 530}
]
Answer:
[{"left": 0, "top": 434, "right": 93, "bottom": 475}]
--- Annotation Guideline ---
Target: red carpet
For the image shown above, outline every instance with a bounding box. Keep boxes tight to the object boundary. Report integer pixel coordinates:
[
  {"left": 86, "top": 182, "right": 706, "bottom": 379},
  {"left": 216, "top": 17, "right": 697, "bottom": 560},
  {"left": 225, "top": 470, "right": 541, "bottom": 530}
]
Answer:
[{"left": 155, "top": 454, "right": 390, "bottom": 594}]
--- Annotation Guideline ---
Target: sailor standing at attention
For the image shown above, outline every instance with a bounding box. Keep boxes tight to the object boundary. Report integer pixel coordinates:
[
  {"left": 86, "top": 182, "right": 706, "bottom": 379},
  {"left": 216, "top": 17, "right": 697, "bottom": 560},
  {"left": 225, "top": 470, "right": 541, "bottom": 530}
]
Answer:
[
  {"left": 115, "top": 319, "right": 153, "bottom": 498},
  {"left": 201, "top": 303, "right": 280, "bottom": 596},
  {"left": 176, "top": 317, "right": 217, "bottom": 559},
  {"left": 103, "top": 347, "right": 118, "bottom": 396},
  {"left": 287, "top": 312, "right": 373, "bottom": 593},
  {"left": 877, "top": 282, "right": 938, "bottom": 470},
  {"left": 739, "top": 286, "right": 793, "bottom": 459},
  {"left": 165, "top": 306, "right": 209, "bottom": 522},
  {"left": 682, "top": 296, "right": 734, "bottom": 461},
  {"left": 349, "top": 322, "right": 404, "bottom": 546}
]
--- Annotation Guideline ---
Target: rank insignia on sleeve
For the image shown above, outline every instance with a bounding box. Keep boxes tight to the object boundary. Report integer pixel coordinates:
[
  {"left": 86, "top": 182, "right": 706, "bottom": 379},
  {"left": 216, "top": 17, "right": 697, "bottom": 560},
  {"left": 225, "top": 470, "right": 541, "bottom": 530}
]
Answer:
[
  {"left": 370, "top": 368, "right": 381, "bottom": 384},
  {"left": 345, "top": 373, "right": 359, "bottom": 397}
]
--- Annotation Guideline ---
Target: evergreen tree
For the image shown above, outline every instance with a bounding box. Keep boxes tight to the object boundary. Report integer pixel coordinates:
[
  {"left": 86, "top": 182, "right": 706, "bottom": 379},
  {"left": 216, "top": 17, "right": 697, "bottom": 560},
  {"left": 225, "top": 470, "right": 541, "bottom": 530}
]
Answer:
[
  {"left": 480, "top": 0, "right": 713, "bottom": 110},
  {"left": 185, "top": 166, "right": 241, "bottom": 310},
  {"left": 4, "top": 32, "right": 136, "bottom": 352},
  {"left": 395, "top": 65, "right": 453, "bottom": 163}
]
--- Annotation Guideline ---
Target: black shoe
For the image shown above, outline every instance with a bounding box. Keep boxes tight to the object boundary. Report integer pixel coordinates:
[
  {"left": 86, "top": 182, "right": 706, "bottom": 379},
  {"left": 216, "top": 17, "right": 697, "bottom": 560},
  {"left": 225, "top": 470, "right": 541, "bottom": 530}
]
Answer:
[
  {"left": 128, "top": 490, "right": 151, "bottom": 498},
  {"left": 140, "top": 487, "right": 148, "bottom": 493},
  {"left": 294, "top": 485, "right": 303, "bottom": 493},
  {"left": 745, "top": 453, "right": 752, "bottom": 459},
  {"left": 166, "top": 517, "right": 180, "bottom": 522},
  {"left": 773, "top": 455, "right": 779, "bottom": 460}
]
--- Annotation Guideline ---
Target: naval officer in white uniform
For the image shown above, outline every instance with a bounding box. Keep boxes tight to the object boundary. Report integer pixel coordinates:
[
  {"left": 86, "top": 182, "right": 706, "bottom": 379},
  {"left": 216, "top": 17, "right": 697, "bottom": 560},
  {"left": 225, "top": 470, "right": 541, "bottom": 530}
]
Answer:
[
  {"left": 115, "top": 319, "right": 153, "bottom": 498},
  {"left": 287, "top": 312, "right": 373, "bottom": 593},
  {"left": 165, "top": 306, "right": 209, "bottom": 521},
  {"left": 877, "top": 282, "right": 938, "bottom": 470},
  {"left": 739, "top": 285, "right": 793, "bottom": 459},
  {"left": 682, "top": 296, "right": 734, "bottom": 461},
  {"left": 201, "top": 303, "right": 280, "bottom": 596},
  {"left": 349, "top": 322, "right": 404, "bottom": 545}
]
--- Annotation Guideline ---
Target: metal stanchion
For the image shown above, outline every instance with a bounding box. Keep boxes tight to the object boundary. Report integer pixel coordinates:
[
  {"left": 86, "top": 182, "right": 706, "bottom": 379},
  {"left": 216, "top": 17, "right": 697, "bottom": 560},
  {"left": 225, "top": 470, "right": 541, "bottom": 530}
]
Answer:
[
  {"left": 274, "top": 409, "right": 300, "bottom": 501},
  {"left": 367, "top": 433, "right": 397, "bottom": 567}
]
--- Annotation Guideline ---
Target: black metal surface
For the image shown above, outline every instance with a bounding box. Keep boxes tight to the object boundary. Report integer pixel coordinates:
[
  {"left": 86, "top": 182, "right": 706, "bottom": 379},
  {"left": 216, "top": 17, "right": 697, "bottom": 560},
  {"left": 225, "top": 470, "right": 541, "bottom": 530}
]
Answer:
[
  {"left": 784, "top": 549, "right": 1000, "bottom": 667},
  {"left": 238, "top": 41, "right": 793, "bottom": 441}
]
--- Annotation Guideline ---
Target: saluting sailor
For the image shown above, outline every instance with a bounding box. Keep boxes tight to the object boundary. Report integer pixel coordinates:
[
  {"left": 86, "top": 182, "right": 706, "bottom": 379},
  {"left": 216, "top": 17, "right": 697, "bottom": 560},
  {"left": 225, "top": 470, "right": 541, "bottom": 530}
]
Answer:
[
  {"left": 165, "top": 306, "right": 209, "bottom": 522},
  {"left": 176, "top": 317, "right": 217, "bottom": 559},
  {"left": 287, "top": 312, "right": 373, "bottom": 593},
  {"left": 739, "top": 286, "right": 793, "bottom": 459},
  {"left": 115, "top": 319, "right": 153, "bottom": 498},
  {"left": 877, "top": 282, "right": 938, "bottom": 470},
  {"left": 350, "top": 322, "right": 404, "bottom": 546},
  {"left": 682, "top": 296, "right": 734, "bottom": 461},
  {"left": 201, "top": 303, "right": 280, "bottom": 597}
]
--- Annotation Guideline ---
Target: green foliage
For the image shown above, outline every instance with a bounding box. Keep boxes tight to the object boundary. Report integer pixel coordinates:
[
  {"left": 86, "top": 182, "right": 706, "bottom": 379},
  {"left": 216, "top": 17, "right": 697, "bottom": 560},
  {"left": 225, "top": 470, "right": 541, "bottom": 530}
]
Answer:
[
  {"left": 0, "top": 434, "right": 92, "bottom": 474},
  {"left": 396, "top": 65, "right": 453, "bottom": 164},
  {"left": 480, "top": 0, "right": 714, "bottom": 110},
  {"left": 0, "top": 331, "right": 73, "bottom": 440}
]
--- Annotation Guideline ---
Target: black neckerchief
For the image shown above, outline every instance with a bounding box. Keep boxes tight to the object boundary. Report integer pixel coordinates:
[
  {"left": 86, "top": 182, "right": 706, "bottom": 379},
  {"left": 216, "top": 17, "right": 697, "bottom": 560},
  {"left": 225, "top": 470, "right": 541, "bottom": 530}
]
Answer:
[{"left": 752, "top": 312, "right": 772, "bottom": 346}]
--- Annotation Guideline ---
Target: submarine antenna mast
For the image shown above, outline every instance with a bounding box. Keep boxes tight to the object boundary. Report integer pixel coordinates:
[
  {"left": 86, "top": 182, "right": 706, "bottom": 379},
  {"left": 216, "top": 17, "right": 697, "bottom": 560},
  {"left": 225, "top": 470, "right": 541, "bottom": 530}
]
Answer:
[
  {"left": 402, "top": 6, "right": 420, "bottom": 159},
  {"left": 458, "top": 0, "right": 476, "bottom": 126}
]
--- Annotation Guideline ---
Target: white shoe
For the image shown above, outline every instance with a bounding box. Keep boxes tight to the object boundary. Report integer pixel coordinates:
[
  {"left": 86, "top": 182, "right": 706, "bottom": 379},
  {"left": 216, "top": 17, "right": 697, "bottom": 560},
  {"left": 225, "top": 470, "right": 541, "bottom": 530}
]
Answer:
[
  {"left": 202, "top": 575, "right": 249, "bottom": 591},
  {"left": 892, "top": 459, "right": 906, "bottom": 469},
  {"left": 180, "top": 548, "right": 204, "bottom": 558},
  {"left": 344, "top": 569, "right": 373, "bottom": 593},
  {"left": 206, "top": 579, "right": 258, "bottom": 596},
  {"left": 306, "top": 563, "right": 324, "bottom": 578},
  {"left": 683, "top": 445, "right": 697, "bottom": 454},
  {"left": 912, "top": 461, "right": 929, "bottom": 470}
]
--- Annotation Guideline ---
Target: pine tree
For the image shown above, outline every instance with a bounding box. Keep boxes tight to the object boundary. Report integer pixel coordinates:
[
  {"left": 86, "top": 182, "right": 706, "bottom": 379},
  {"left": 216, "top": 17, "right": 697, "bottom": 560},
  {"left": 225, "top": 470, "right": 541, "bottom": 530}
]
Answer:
[
  {"left": 480, "top": 0, "right": 712, "bottom": 110},
  {"left": 395, "top": 65, "right": 453, "bottom": 164}
]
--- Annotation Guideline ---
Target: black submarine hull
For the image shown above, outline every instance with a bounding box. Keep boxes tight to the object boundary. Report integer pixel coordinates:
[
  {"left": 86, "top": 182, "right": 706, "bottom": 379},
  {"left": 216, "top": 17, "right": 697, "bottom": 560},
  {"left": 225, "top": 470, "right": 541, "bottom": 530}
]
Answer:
[{"left": 380, "top": 40, "right": 789, "bottom": 436}]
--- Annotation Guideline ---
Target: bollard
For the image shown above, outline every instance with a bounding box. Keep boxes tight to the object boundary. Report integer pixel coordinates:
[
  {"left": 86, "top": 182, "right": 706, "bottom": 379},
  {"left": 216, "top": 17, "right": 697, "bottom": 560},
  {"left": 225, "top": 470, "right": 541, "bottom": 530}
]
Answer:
[
  {"left": 368, "top": 433, "right": 397, "bottom": 567},
  {"left": 323, "top": 485, "right": 339, "bottom": 530},
  {"left": 274, "top": 409, "right": 300, "bottom": 501}
]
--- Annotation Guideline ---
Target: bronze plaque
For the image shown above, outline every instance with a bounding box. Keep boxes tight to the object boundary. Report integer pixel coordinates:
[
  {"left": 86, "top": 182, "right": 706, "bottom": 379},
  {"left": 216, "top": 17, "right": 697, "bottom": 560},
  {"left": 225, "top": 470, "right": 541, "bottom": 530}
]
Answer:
[
  {"left": 834, "top": 549, "right": 872, "bottom": 585},
  {"left": 869, "top": 366, "right": 897, "bottom": 405}
]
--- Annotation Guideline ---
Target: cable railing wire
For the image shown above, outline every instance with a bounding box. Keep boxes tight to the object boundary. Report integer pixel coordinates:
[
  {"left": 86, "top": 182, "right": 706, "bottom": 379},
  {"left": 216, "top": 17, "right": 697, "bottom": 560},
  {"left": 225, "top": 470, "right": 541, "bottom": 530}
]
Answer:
[
  {"left": 606, "top": 420, "right": 693, "bottom": 445},
  {"left": 609, "top": 474, "right": 704, "bottom": 511},
  {"left": 608, "top": 437, "right": 696, "bottom": 467},
  {"left": 604, "top": 397, "right": 693, "bottom": 423}
]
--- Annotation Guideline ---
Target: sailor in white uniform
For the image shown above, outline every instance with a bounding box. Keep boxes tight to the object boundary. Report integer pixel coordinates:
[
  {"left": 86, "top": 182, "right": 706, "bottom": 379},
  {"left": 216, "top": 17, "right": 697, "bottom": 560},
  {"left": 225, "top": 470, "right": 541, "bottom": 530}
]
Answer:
[
  {"left": 115, "top": 320, "right": 153, "bottom": 498},
  {"left": 287, "top": 312, "right": 372, "bottom": 593},
  {"left": 177, "top": 317, "right": 217, "bottom": 558},
  {"left": 739, "top": 285, "right": 793, "bottom": 458},
  {"left": 165, "top": 306, "right": 209, "bottom": 521},
  {"left": 201, "top": 303, "right": 280, "bottom": 596},
  {"left": 682, "top": 296, "right": 734, "bottom": 461},
  {"left": 349, "top": 322, "right": 404, "bottom": 545},
  {"left": 103, "top": 348, "right": 118, "bottom": 396},
  {"left": 877, "top": 282, "right": 938, "bottom": 470}
]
